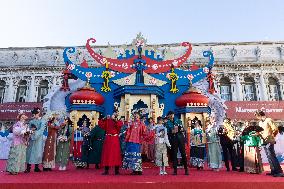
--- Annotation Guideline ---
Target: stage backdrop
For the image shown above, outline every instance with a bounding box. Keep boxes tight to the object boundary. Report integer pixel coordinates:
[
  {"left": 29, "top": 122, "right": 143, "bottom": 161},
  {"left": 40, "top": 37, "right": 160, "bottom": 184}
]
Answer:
[
  {"left": 0, "top": 102, "right": 43, "bottom": 121},
  {"left": 225, "top": 101, "right": 284, "bottom": 121}
]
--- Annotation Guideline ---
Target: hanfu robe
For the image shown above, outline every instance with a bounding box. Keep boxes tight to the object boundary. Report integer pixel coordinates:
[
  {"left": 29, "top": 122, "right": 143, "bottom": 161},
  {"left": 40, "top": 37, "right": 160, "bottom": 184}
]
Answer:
[
  {"left": 43, "top": 120, "right": 60, "bottom": 168},
  {"left": 0, "top": 129, "right": 13, "bottom": 159},
  {"left": 122, "top": 120, "right": 146, "bottom": 172},
  {"left": 100, "top": 118, "right": 123, "bottom": 167},
  {"left": 26, "top": 118, "right": 46, "bottom": 164},
  {"left": 6, "top": 121, "right": 28, "bottom": 173},
  {"left": 119, "top": 123, "right": 128, "bottom": 156},
  {"left": 241, "top": 131, "right": 263, "bottom": 174},
  {"left": 154, "top": 124, "right": 171, "bottom": 166},
  {"left": 206, "top": 126, "right": 222, "bottom": 169},
  {"left": 55, "top": 123, "right": 72, "bottom": 167},
  {"left": 84, "top": 125, "right": 105, "bottom": 165},
  {"left": 73, "top": 126, "right": 89, "bottom": 168},
  {"left": 190, "top": 127, "right": 206, "bottom": 168}
]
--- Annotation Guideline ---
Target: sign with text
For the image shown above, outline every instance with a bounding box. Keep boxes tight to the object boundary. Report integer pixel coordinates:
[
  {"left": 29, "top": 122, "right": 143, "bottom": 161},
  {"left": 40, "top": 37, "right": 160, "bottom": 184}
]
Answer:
[
  {"left": 224, "top": 101, "right": 284, "bottom": 121},
  {"left": 0, "top": 102, "right": 43, "bottom": 121}
]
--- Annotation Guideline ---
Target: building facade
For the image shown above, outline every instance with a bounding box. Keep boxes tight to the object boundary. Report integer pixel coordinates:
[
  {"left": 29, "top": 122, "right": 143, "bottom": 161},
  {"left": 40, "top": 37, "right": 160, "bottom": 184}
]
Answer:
[{"left": 0, "top": 41, "right": 284, "bottom": 128}]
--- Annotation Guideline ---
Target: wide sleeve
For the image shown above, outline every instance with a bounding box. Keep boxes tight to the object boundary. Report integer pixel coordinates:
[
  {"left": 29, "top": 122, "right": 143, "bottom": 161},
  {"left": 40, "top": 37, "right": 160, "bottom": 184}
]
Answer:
[
  {"left": 125, "top": 123, "right": 132, "bottom": 142},
  {"left": 30, "top": 120, "right": 46, "bottom": 141},
  {"left": 49, "top": 121, "right": 60, "bottom": 129},
  {"left": 67, "top": 125, "right": 74, "bottom": 141},
  {"left": 13, "top": 122, "right": 26, "bottom": 136},
  {"left": 115, "top": 120, "right": 124, "bottom": 131},
  {"left": 89, "top": 126, "right": 97, "bottom": 140},
  {"left": 164, "top": 128, "right": 171, "bottom": 147},
  {"left": 268, "top": 118, "right": 278, "bottom": 137},
  {"left": 99, "top": 119, "right": 106, "bottom": 130}
]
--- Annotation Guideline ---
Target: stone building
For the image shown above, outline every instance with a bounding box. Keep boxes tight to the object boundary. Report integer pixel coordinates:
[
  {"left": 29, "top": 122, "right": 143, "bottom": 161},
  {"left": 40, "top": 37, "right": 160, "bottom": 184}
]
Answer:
[{"left": 0, "top": 41, "right": 284, "bottom": 128}]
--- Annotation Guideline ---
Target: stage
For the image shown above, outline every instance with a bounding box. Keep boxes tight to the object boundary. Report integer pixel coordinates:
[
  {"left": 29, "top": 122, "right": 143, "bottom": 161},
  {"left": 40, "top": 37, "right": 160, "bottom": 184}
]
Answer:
[{"left": 0, "top": 160, "right": 284, "bottom": 189}]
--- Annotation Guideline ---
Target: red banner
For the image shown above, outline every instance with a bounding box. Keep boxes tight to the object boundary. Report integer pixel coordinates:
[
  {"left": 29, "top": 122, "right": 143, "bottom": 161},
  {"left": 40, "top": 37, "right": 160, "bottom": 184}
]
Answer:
[
  {"left": 224, "top": 101, "right": 284, "bottom": 121},
  {"left": 0, "top": 102, "right": 43, "bottom": 121}
]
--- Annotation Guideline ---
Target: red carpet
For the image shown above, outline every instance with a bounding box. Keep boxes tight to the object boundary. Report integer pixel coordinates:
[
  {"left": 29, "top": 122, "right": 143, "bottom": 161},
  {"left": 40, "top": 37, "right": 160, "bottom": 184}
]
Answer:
[{"left": 0, "top": 160, "right": 284, "bottom": 189}]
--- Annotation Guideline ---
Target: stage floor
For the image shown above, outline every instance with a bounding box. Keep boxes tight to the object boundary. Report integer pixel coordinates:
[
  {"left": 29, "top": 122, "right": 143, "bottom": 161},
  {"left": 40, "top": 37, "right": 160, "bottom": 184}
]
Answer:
[{"left": 1, "top": 160, "right": 284, "bottom": 189}]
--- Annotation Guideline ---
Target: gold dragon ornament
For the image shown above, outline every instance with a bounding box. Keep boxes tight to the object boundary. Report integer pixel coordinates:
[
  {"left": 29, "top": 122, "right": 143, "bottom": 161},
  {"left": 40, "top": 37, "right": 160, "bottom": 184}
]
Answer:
[
  {"left": 167, "top": 65, "right": 179, "bottom": 93},
  {"left": 101, "top": 59, "right": 112, "bottom": 92}
]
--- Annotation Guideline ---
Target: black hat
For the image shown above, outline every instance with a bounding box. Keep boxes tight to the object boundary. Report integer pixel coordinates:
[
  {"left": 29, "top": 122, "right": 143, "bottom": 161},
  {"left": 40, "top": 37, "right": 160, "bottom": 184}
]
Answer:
[
  {"left": 255, "top": 110, "right": 265, "bottom": 117},
  {"left": 157, "top": 116, "right": 163, "bottom": 122},
  {"left": 31, "top": 107, "right": 40, "bottom": 115},
  {"left": 167, "top": 111, "right": 175, "bottom": 116}
]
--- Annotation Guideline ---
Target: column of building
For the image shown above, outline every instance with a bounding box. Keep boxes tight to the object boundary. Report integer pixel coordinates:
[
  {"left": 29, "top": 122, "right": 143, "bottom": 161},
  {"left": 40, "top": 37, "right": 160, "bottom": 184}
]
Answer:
[
  {"left": 4, "top": 77, "right": 15, "bottom": 102},
  {"left": 258, "top": 72, "right": 268, "bottom": 101},
  {"left": 28, "top": 75, "right": 37, "bottom": 102},
  {"left": 234, "top": 73, "right": 243, "bottom": 101}
]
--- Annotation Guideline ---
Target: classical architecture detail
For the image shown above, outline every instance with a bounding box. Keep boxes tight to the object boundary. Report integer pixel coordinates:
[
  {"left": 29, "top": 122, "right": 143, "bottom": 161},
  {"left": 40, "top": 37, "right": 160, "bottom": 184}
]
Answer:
[{"left": 0, "top": 41, "right": 283, "bottom": 126}]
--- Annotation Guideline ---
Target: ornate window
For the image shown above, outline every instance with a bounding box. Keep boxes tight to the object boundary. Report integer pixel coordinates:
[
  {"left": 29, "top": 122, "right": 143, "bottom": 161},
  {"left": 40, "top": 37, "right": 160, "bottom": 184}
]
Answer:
[
  {"left": 37, "top": 80, "right": 49, "bottom": 102},
  {"left": 0, "top": 80, "right": 5, "bottom": 103},
  {"left": 16, "top": 80, "right": 27, "bottom": 102},
  {"left": 219, "top": 77, "right": 232, "bottom": 101},
  {"left": 268, "top": 77, "right": 281, "bottom": 101},
  {"left": 243, "top": 77, "right": 256, "bottom": 101}
]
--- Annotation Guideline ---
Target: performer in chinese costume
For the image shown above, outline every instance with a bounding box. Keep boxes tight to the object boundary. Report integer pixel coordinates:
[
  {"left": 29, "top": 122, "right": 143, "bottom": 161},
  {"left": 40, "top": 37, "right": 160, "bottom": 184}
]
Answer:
[
  {"left": 73, "top": 119, "right": 90, "bottom": 168},
  {"left": 218, "top": 118, "right": 237, "bottom": 172},
  {"left": 164, "top": 111, "right": 188, "bottom": 175},
  {"left": 84, "top": 119, "right": 105, "bottom": 169},
  {"left": 146, "top": 117, "right": 155, "bottom": 162},
  {"left": 190, "top": 120, "right": 206, "bottom": 170},
  {"left": 6, "top": 113, "right": 32, "bottom": 175},
  {"left": 154, "top": 116, "right": 171, "bottom": 175},
  {"left": 122, "top": 112, "right": 146, "bottom": 175},
  {"left": 232, "top": 120, "right": 245, "bottom": 172},
  {"left": 25, "top": 107, "right": 46, "bottom": 173},
  {"left": 42, "top": 115, "right": 60, "bottom": 171},
  {"left": 255, "top": 110, "right": 284, "bottom": 177},
  {"left": 55, "top": 117, "right": 73, "bottom": 171},
  {"left": 0, "top": 125, "right": 13, "bottom": 160},
  {"left": 100, "top": 112, "right": 123, "bottom": 175},
  {"left": 241, "top": 121, "right": 263, "bottom": 174},
  {"left": 119, "top": 116, "right": 128, "bottom": 157},
  {"left": 206, "top": 116, "right": 222, "bottom": 171}
]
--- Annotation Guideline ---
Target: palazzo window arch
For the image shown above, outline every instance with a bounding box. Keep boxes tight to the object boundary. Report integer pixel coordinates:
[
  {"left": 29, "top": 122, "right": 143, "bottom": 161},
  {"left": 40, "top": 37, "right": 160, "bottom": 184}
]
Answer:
[
  {"left": 0, "top": 80, "right": 6, "bottom": 103},
  {"left": 243, "top": 77, "right": 256, "bottom": 101},
  {"left": 37, "top": 80, "right": 49, "bottom": 102},
  {"left": 16, "top": 80, "right": 27, "bottom": 102},
  {"left": 219, "top": 77, "right": 232, "bottom": 101},
  {"left": 268, "top": 77, "right": 281, "bottom": 101}
]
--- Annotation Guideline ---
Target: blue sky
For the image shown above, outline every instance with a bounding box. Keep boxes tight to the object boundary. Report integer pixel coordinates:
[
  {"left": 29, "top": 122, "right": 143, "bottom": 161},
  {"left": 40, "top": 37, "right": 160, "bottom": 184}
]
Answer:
[{"left": 1, "top": 0, "right": 284, "bottom": 48}]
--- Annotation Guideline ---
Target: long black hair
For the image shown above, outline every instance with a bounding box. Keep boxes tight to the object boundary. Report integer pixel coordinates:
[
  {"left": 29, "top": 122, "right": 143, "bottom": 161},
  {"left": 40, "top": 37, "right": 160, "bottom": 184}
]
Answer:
[
  {"left": 279, "top": 125, "right": 284, "bottom": 135},
  {"left": 64, "top": 117, "right": 72, "bottom": 138}
]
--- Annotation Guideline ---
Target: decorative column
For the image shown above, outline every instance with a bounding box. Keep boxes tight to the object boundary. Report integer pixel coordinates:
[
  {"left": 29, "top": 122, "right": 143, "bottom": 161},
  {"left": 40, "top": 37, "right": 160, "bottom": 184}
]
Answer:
[
  {"left": 51, "top": 76, "right": 57, "bottom": 92},
  {"left": 235, "top": 74, "right": 243, "bottom": 101},
  {"left": 230, "top": 81, "right": 237, "bottom": 101},
  {"left": 279, "top": 81, "right": 284, "bottom": 100},
  {"left": 4, "top": 78, "right": 15, "bottom": 102},
  {"left": 259, "top": 72, "right": 268, "bottom": 101},
  {"left": 28, "top": 75, "right": 36, "bottom": 102}
]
